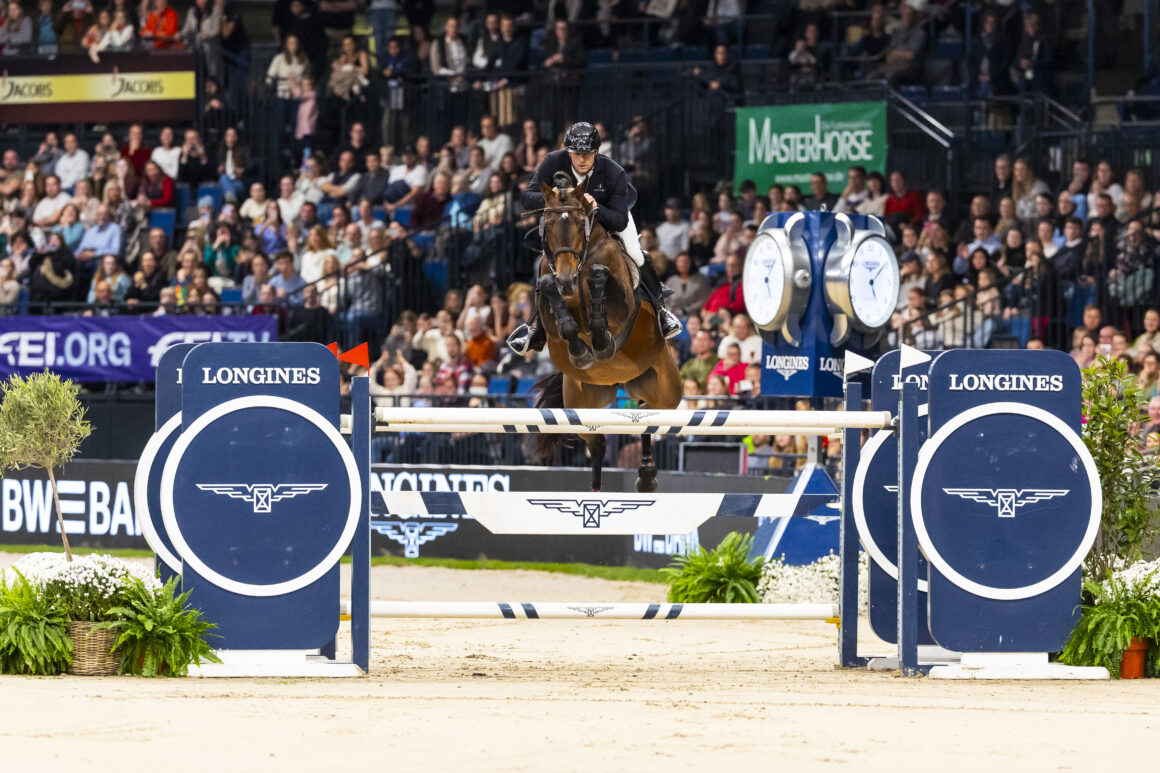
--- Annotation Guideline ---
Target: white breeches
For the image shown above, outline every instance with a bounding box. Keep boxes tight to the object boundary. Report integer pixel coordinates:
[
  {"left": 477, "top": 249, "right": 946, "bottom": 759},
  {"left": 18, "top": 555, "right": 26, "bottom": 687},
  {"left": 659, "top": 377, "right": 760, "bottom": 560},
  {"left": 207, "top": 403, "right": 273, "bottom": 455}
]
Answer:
[{"left": 619, "top": 212, "right": 645, "bottom": 267}]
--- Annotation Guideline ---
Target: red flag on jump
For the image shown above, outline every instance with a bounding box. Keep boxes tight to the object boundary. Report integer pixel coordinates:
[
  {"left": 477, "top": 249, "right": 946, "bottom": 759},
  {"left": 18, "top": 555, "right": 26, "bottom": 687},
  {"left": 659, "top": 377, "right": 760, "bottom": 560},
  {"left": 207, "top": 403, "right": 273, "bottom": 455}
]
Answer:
[
  {"left": 325, "top": 342, "right": 340, "bottom": 358},
  {"left": 338, "top": 342, "right": 370, "bottom": 369}
]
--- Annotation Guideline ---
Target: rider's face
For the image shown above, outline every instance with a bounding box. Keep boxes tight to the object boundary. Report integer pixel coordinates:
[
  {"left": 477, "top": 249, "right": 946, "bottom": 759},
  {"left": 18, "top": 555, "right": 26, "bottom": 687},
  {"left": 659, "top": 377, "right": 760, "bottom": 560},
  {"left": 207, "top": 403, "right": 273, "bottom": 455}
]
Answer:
[{"left": 568, "top": 151, "right": 596, "bottom": 176}]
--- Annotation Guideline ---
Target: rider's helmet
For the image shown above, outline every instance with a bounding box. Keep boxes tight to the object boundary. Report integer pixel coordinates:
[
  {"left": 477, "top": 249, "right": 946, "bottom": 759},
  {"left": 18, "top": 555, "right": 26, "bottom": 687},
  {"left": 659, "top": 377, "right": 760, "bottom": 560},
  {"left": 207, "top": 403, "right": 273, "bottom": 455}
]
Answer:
[{"left": 563, "top": 122, "right": 600, "bottom": 154}]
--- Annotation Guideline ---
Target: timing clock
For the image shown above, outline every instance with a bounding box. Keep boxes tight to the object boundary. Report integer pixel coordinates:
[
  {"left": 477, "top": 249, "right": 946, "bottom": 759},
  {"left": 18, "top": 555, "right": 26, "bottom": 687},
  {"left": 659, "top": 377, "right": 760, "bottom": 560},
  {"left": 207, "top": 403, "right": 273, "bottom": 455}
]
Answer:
[
  {"left": 823, "top": 215, "right": 900, "bottom": 345},
  {"left": 741, "top": 213, "right": 811, "bottom": 346}
]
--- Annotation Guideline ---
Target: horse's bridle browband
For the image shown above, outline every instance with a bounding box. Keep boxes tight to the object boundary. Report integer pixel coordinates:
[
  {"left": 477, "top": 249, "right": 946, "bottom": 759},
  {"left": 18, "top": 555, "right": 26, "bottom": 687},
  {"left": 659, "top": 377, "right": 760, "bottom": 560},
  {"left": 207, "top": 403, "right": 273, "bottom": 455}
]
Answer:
[{"left": 540, "top": 203, "right": 595, "bottom": 276}]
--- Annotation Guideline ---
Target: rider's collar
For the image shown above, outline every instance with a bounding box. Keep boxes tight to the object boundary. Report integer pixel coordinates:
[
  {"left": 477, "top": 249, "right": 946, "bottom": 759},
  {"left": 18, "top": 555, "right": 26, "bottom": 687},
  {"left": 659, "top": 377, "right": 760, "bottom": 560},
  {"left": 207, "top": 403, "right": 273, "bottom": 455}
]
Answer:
[{"left": 571, "top": 167, "right": 592, "bottom": 186}]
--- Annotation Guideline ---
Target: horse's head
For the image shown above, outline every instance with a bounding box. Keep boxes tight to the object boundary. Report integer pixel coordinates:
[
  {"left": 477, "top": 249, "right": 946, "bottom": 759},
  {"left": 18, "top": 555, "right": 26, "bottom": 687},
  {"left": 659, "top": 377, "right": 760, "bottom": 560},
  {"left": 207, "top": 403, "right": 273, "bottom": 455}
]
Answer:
[{"left": 540, "top": 177, "right": 592, "bottom": 299}]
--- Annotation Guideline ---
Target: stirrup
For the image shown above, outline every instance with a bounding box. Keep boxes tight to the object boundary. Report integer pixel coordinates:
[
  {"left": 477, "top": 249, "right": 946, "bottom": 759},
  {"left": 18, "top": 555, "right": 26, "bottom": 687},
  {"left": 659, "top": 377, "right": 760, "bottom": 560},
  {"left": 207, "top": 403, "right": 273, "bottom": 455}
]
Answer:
[
  {"left": 508, "top": 323, "right": 545, "bottom": 355},
  {"left": 659, "top": 307, "right": 682, "bottom": 339}
]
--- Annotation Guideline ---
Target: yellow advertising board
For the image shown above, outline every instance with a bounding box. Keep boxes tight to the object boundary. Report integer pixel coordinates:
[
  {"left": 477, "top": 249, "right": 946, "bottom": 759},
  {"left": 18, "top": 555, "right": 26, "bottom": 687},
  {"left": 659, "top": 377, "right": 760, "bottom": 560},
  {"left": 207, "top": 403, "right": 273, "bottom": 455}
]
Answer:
[{"left": 0, "top": 70, "right": 196, "bottom": 105}]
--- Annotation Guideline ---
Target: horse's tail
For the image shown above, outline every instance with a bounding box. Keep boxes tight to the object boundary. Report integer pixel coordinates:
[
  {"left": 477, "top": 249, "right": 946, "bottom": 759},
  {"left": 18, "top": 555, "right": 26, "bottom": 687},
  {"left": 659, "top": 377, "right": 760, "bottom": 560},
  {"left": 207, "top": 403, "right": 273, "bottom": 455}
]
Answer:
[{"left": 523, "top": 372, "right": 565, "bottom": 462}]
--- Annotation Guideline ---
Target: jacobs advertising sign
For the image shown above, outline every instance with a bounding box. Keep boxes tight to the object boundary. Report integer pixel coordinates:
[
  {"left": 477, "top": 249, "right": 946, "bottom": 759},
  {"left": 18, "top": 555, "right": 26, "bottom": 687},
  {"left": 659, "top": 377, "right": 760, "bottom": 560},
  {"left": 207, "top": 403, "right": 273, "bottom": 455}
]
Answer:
[
  {"left": 0, "top": 70, "right": 194, "bottom": 104},
  {"left": 734, "top": 101, "right": 888, "bottom": 192},
  {"left": 0, "top": 52, "right": 196, "bottom": 124}
]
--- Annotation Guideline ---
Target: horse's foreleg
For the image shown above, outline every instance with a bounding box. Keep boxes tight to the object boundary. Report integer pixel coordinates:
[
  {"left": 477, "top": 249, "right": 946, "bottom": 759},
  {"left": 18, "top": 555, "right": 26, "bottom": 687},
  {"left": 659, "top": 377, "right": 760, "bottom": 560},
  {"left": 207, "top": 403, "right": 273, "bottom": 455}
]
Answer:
[
  {"left": 586, "top": 264, "right": 615, "bottom": 360},
  {"left": 537, "top": 275, "right": 594, "bottom": 369},
  {"left": 636, "top": 432, "right": 658, "bottom": 493}
]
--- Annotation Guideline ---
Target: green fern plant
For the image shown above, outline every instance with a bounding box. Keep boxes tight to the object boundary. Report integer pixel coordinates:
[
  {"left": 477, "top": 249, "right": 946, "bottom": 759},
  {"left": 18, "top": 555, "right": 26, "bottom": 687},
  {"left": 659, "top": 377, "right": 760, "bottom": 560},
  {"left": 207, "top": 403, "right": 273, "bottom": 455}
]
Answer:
[
  {"left": 1059, "top": 572, "right": 1160, "bottom": 678},
  {"left": 0, "top": 570, "right": 72, "bottom": 675},
  {"left": 661, "top": 532, "right": 764, "bottom": 603},
  {"left": 95, "top": 577, "right": 220, "bottom": 677}
]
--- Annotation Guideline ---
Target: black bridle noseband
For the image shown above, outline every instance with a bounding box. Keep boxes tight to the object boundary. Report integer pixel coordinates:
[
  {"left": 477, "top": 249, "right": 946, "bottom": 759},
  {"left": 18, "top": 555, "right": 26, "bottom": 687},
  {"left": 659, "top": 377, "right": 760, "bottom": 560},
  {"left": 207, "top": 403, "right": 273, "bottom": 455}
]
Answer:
[{"left": 539, "top": 203, "right": 595, "bottom": 277}]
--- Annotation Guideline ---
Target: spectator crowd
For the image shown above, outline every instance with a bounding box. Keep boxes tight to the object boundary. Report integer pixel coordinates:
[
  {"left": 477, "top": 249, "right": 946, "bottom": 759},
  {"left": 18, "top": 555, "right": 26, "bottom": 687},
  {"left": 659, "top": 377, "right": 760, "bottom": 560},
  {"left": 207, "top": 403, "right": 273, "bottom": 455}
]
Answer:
[{"left": 0, "top": 0, "right": 1152, "bottom": 431}]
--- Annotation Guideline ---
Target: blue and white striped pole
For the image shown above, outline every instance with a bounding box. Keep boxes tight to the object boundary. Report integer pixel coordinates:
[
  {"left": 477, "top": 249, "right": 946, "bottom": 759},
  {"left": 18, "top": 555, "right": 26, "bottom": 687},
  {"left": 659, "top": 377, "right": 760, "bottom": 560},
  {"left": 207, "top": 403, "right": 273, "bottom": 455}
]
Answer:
[{"left": 340, "top": 600, "right": 838, "bottom": 621}]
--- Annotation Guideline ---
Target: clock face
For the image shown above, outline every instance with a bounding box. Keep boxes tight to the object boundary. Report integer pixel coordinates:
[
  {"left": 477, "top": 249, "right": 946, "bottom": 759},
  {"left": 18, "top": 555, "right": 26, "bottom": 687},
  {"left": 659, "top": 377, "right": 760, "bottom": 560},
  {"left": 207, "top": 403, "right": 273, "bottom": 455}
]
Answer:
[
  {"left": 742, "top": 233, "right": 786, "bottom": 329},
  {"left": 848, "top": 236, "right": 899, "bottom": 329}
]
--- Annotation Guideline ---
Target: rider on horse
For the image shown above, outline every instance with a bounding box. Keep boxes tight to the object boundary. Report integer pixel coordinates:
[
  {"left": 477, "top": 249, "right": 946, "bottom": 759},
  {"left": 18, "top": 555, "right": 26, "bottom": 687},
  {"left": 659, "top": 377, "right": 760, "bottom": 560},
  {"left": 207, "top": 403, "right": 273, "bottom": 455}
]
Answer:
[{"left": 507, "top": 121, "right": 683, "bottom": 355}]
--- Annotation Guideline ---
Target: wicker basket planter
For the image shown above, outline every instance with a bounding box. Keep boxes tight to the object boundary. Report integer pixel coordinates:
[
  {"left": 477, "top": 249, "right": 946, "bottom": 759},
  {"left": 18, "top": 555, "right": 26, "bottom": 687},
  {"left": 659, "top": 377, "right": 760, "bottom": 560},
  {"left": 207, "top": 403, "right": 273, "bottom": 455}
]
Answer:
[{"left": 66, "top": 621, "right": 119, "bottom": 676}]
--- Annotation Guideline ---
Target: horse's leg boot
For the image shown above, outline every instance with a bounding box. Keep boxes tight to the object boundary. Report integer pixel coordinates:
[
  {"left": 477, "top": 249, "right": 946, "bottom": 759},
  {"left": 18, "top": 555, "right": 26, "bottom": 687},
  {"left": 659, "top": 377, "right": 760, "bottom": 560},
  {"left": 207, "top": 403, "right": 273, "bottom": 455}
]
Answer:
[
  {"left": 587, "top": 264, "right": 615, "bottom": 360},
  {"left": 540, "top": 275, "right": 594, "bottom": 369}
]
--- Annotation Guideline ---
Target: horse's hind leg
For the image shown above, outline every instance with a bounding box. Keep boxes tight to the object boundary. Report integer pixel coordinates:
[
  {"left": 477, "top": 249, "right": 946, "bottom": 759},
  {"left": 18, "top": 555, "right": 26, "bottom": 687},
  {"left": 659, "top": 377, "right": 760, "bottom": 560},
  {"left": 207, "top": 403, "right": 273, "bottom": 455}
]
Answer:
[
  {"left": 636, "top": 432, "right": 658, "bottom": 493},
  {"left": 537, "top": 275, "right": 594, "bottom": 369},
  {"left": 562, "top": 378, "right": 618, "bottom": 492},
  {"left": 586, "top": 264, "right": 615, "bottom": 360},
  {"left": 579, "top": 432, "right": 607, "bottom": 491},
  {"left": 625, "top": 357, "right": 683, "bottom": 493}
]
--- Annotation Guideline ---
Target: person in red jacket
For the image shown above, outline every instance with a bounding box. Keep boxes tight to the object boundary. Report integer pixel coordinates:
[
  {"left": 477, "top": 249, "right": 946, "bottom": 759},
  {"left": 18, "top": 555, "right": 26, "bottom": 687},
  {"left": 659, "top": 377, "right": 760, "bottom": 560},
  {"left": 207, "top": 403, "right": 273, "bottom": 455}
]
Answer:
[
  {"left": 883, "top": 170, "right": 925, "bottom": 237},
  {"left": 702, "top": 252, "right": 746, "bottom": 315},
  {"left": 411, "top": 171, "right": 452, "bottom": 232},
  {"left": 141, "top": 161, "right": 175, "bottom": 207},
  {"left": 120, "top": 123, "right": 151, "bottom": 176},
  {"left": 141, "top": 0, "right": 180, "bottom": 48},
  {"left": 709, "top": 341, "right": 748, "bottom": 394}
]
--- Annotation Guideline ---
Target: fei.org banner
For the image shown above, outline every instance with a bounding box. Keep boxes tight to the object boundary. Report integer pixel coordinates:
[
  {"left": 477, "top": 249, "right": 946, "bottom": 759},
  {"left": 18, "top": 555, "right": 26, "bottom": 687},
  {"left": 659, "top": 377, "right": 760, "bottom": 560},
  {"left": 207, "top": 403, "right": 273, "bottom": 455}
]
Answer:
[
  {"left": 0, "top": 316, "right": 276, "bottom": 383},
  {"left": 735, "top": 101, "right": 888, "bottom": 193}
]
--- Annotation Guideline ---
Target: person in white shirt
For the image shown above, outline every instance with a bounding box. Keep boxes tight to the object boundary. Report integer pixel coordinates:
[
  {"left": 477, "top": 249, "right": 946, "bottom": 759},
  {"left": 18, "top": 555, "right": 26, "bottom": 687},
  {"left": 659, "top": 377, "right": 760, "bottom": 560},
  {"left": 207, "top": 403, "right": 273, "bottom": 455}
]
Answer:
[
  {"left": 476, "top": 115, "right": 512, "bottom": 171},
  {"left": 318, "top": 150, "right": 361, "bottom": 202},
  {"left": 239, "top": 182, "right": 268, "bottom": 223},
  {"left": 295, "top": 155, "right": 327, "bottom": 204},
  {"left": 384, "top": 146, "right": 427, "bottom": 212},
  {"left": 97, "top": 8, "right": 136, "bottom": 52},
  {"left": 276, "top": 174, "right": 303, "bottom": 224},
  {"left": 716, "top": 313, "right": 763, "bottom": 364},
  {"left": 856, "top": 171, "right": 889, "bottom": 216},
  {"left": 1087, "top": 160, "right": 1125, "bottom": 215},
  {"left": 32, "top": 175, "right": 72, "bottom": 228},
  {"left": 471, "top": 12, "right": 500, "bottom": 70},
  {"left": 54, "top": 134, "right": 90, "bottom": 192},
  {"left": 149, "top": 126, "right": 181, "bottom": 180},
  {"left": 298, "top": 224, "right": 337, "bottom": 284},
  {"left": 265, "top": 34, "right": 307, "bottom": 99},
  {"left": 655, "top": 197, "right": 690, "bottom": 257},
  {"left": 429, "top": 17, "right": 467, "bottom": 84},
  {"left": 835, "top": 165, "right": 869, "bottom": 214}
]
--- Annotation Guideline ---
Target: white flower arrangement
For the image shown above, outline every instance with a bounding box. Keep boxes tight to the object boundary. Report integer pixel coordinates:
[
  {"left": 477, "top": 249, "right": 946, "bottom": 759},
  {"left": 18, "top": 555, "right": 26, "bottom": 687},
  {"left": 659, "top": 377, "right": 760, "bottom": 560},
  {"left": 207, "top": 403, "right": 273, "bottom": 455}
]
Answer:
[
  {"left": 1, "top": 551, "right": 69, "bottom": 586},
  {"left": 4, "top": 552, "right": 160, "bottom": 622},
  {"left": 758, "top": 551, "right": 869, "bottom": 612},
  {"left": 1110, "top": 557, "right": 1160, "bottom": 598}
]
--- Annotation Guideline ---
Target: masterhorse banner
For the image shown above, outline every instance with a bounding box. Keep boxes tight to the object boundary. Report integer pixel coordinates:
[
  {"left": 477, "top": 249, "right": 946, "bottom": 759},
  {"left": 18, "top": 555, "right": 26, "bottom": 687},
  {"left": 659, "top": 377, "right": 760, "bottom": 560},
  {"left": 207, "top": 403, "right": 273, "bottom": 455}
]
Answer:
[{"left": 734, "top": 101, "right": 888, "bottom": 193}]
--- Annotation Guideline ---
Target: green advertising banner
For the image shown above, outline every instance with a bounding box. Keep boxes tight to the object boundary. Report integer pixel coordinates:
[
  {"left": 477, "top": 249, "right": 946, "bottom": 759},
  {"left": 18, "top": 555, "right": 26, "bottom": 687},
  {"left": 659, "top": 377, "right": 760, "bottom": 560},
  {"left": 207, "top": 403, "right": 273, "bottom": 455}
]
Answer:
[{"left": 734, "top": 101, "right": 888, "bottom": 193}]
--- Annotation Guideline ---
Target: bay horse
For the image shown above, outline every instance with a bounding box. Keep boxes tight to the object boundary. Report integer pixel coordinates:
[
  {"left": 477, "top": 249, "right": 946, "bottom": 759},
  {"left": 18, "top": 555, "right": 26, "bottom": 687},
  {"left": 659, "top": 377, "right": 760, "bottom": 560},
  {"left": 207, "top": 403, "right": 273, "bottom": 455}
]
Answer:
[{"left": 527, "top": 178, "right": 682, "bottom": 493}]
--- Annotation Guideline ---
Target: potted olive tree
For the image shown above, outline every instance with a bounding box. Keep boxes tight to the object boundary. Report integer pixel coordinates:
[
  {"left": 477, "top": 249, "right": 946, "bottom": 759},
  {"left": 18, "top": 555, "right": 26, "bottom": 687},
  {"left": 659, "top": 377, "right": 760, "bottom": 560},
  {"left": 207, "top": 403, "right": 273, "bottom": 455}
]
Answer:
[{"left": 0, "top": 371, "right": 91, "bottom": 561}]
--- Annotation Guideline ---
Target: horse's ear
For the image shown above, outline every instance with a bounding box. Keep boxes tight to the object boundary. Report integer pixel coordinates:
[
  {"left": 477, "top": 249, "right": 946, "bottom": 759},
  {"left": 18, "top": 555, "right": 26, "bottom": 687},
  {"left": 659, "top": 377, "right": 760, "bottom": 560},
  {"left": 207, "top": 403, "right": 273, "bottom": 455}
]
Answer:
[
  {"left": 573, "top": 176, "right": 589, "bottom": 205},
  {"left": 539, "top": 179, "right": 554, "bottom": 203}
]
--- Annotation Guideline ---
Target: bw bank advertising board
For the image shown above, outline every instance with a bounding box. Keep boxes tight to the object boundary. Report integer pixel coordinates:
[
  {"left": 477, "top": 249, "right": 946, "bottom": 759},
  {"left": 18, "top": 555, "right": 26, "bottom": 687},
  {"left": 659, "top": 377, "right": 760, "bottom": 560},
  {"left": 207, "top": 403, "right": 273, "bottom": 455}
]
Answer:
[{"left": 0, "top": 462, "right": 794, "bottom": 569}]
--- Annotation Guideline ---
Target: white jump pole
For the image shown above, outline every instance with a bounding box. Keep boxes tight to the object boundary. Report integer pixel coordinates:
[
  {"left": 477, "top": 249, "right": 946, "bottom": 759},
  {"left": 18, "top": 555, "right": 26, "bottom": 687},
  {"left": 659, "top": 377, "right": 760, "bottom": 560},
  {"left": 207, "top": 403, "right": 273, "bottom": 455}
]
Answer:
[
  {"left": 339, "top": 600, "right": 838, "bottom": 621},
  {"left": 341, "top": 419, "right": 844, "bottom": 437},
  {"left": 372, "top": 407, "right": 893, "bottom": 430}
]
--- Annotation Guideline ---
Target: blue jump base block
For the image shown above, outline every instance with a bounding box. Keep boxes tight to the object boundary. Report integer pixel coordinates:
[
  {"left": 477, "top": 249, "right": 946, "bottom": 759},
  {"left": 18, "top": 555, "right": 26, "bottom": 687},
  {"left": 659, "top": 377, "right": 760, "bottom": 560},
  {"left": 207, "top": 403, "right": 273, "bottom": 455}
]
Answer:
[{"left": 134, "top": 343, "right": 1106, "bottom": 679}]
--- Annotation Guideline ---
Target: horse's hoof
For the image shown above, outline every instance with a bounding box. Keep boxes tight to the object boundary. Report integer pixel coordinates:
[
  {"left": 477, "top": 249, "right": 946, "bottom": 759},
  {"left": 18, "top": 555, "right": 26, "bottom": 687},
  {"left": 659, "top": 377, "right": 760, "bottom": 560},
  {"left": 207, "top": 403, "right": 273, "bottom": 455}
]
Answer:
[
  {"left": 591, "top": 331, "right": 615, "bottom": 360},
  {"left": 635, "top": 475, "right": 658, "bottom": 494},
  {"left": 568, "top": 343, "right": 595, "bottom": 369}
]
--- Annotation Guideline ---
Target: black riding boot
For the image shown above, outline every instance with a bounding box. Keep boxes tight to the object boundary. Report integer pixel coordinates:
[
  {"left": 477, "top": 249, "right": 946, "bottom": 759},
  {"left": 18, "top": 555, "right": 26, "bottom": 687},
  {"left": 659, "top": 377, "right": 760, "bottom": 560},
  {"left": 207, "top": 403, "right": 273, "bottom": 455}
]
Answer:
[{"left": 638, "top": 257, "right": 683, "bottom": 339}]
